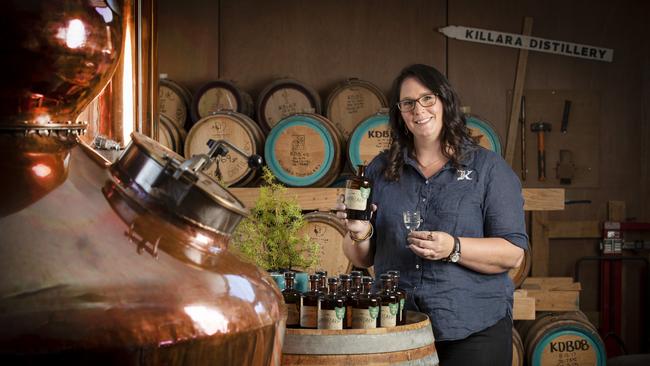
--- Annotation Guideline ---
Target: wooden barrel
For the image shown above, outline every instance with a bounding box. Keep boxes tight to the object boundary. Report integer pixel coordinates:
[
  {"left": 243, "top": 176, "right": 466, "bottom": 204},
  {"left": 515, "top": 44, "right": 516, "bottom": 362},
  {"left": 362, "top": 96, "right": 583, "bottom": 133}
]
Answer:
[
  {"left": 191, "top": 80, "right": 254, "bottom": 122},
  {"left": 282, "top": 311, "right": 438, "bottom": 365},
  {"left": 508, "top": 248, "right": 531, "bottom": 288},
  {"left": 347, "top": 112, "right": 391, "bottom": 173},
  {"left": 512, "top": 326, "right": 524, "bottom": 366},
  {"left": 516, "top": 311, "right": 606, "bottom": 366},
  {"left": 184, "top": 111, "right": 265, "bottom": 187},
  {"left": 325, "top": 78, "right": 388, "bottom": 140},
  {"left": 264, "top": 113, "right": 343, "bottom": 187},
  {"left": 157, "top": 114, "right": 187, "bottom": 155},
  {"left": 299, "top": 211, "right": 351, "bottom": 276},
  {"left": 159, "top": 75, "right": 192, "bottom": 130},
  {"left": 465, "top": 115, "right": 502, "bottom": 155},
  {"left": 256, "top": 79, "right": 322, "bottom": 133}
]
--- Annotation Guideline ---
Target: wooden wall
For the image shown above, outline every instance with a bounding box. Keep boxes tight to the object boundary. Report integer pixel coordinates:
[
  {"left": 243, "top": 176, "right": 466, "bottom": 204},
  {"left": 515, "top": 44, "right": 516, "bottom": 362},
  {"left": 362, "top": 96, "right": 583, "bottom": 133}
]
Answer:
[{"left": 159, "top": 0, "right": 650, "bottom": 353}]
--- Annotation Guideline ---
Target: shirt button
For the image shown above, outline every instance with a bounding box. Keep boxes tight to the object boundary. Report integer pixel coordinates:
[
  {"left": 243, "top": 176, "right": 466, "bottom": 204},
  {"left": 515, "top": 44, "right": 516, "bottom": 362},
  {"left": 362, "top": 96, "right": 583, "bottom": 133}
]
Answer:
[
  {"left": 425, "top": 180, "right": 429, "bottom": 185},
  {"left": 422, "top": 198, "right": 426, "bottom": 202},
  {"left": 416, "top": 264, "right": 420, "bottom": 269}
]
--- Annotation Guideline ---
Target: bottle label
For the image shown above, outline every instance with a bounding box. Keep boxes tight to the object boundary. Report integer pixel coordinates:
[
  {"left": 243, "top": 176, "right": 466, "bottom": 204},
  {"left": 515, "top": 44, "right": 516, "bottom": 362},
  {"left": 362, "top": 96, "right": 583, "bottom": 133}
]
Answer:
[
  {"left": 300, "top": 299, "right": 318, "bottom": 328},
  {"left": 344, "top": 188, "right": 370, "bottom": 210},
  {"left": 352, "top": 306, "right": 379, "bottom": 329},
  {"left": 318, "top": 307, "right": 344, "bottom": 329},
  {"left": 400, "top": 299, "right": 405, "bottom": 315},
  {"left": 346, "top": 305, "right": 353, "bottom": 328},
  {"left": 380, "top": 304, "right": 397, "bottom": 327},
  {"left": 287, "top": 302, "right": 300, "bottom": 326}
]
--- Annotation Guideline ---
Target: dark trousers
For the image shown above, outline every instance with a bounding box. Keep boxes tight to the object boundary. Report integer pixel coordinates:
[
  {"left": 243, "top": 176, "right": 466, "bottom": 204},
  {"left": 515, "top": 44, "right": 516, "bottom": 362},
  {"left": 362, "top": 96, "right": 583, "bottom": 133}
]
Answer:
[{"left": 435, "top": 316, "right": 512, "bottom": 366}]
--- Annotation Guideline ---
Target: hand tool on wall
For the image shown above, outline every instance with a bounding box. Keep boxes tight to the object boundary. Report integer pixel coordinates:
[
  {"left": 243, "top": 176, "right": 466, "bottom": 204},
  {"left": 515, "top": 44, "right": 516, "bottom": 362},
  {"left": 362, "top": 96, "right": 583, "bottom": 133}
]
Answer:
[
  {"left": 556, "top": 149, "right": 576, "bottom": 185},
  {"left": 530, "top": 121, "right": 552, "bottom": 181},
  {"left": 560, "top": 100, "right": 572, "bottom": 133},
  {"left": 519, "top": 96, "right": 527, "bottom": 181}
]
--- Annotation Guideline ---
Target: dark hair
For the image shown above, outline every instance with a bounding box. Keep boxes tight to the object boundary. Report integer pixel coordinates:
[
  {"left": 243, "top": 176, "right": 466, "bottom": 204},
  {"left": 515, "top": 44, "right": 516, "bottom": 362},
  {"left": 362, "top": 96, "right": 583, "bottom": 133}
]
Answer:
[{"left": 385, "top": 64, "right": 477, "bottom": 181}]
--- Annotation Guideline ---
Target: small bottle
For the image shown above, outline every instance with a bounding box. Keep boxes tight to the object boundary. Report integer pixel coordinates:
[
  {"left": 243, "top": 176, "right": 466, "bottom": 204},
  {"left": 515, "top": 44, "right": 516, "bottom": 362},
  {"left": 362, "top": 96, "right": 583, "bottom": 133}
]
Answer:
[
  {"left": 315, "top": 270, "right": 328, "bottom": 294},
  {"left": 338, "top": 274, "right": 353, "bottom": 329},
  {"left": 378, "top": 274, "right": 398, "bottom": 328},
  {"left": 344, "top": 165, "right": 373, "bottom": 220},
  {"left": 387, "top": 270, "right": 407, "bottom": 325},
  {"left": 300, "top": 274, "right": 322, "bottom": 329},
  {"left": 318, "top": 277, "right": 345, "bottom": 329},
  {"left": 352, "top": 276, "right": 379, "bottom": 329},
  {"left": 350, "top": 270, "right": 363, "bottom": 294},
  {"left": 282, "top": 272, "right": 301, "bottom": 328}
]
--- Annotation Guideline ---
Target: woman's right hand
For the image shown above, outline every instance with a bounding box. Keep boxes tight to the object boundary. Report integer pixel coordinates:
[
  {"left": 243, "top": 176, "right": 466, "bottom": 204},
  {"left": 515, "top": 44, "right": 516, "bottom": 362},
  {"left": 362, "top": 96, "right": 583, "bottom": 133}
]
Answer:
[{"left": 334, "top": 201, "right": 377, "bottom": 236}]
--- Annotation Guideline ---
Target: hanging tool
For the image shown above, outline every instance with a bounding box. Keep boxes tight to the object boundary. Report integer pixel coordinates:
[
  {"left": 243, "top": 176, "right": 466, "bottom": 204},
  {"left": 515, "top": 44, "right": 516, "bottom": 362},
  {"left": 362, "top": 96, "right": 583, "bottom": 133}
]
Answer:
[
  {"left": 530, "top": 121, "right": 552, "bottom": 181},
  {"left": 561, "top": 100, "right": 572, "bottom": 133},
  {"left": 556, "top": 149, "right": 576, "bottom": 185},
  {"left": 519, "top": 96, "right": 527, "bottom": 181}
]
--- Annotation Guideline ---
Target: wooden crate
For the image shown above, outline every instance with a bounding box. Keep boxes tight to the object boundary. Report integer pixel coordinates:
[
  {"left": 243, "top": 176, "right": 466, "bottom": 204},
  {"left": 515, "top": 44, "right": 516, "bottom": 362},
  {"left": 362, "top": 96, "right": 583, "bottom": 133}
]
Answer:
[{"left": 521, "top": 277, "right": 581, "bottom": 312}]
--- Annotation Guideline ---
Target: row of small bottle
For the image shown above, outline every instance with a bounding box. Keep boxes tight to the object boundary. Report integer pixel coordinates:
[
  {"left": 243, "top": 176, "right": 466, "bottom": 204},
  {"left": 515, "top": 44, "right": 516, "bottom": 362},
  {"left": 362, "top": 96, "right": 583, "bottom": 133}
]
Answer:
[{"left": 281, "top": 270, "right": 407, "bottom": 329}]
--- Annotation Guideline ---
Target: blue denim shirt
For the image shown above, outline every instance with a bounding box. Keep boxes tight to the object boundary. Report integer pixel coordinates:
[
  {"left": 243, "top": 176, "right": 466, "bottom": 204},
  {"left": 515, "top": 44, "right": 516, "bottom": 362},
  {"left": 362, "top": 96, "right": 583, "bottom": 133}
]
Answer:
[{"left": 366, "top": 146, "right": 528, "bottom": 341}]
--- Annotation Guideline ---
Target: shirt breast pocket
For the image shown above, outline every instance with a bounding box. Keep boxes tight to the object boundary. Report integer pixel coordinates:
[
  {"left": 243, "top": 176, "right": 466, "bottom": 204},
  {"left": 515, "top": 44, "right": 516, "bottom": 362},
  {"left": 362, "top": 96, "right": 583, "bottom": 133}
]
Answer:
[{"left": 435, "top": 180, "right": 477, "bottom": 214}]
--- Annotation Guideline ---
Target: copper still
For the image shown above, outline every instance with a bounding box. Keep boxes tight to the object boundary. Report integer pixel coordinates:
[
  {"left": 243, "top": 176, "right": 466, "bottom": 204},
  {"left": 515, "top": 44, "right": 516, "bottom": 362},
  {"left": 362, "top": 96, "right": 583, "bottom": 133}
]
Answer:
[{"left": 0, "top": 1, "right": 285, "bottom": 364}]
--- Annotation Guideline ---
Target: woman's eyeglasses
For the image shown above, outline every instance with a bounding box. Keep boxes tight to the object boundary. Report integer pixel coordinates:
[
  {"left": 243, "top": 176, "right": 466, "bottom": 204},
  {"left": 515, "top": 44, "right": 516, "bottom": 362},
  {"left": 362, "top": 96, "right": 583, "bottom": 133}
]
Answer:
[{"left": 396, "top": 94, "right": 438, "bottom": 112}]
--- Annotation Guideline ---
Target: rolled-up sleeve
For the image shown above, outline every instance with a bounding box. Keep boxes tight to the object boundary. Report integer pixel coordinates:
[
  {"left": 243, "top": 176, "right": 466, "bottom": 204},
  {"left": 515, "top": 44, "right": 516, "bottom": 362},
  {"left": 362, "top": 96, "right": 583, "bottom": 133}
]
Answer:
[{"left": 483, "top": 157, "right": 529, "bottom": 250}]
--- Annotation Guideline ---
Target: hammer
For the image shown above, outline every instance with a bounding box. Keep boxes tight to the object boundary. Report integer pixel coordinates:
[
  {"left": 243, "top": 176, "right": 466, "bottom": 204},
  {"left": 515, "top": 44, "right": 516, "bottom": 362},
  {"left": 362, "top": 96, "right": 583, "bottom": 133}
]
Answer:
[{"left": 530, "top": 122, "right": 552, "bottom": 181}]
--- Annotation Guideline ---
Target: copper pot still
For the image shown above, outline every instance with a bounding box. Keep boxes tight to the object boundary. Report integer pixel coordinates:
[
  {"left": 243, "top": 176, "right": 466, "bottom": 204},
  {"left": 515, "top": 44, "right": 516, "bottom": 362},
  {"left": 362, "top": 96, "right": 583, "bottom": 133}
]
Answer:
[{"left": 0, "top": 1, "right": 285, "bottom": 365}]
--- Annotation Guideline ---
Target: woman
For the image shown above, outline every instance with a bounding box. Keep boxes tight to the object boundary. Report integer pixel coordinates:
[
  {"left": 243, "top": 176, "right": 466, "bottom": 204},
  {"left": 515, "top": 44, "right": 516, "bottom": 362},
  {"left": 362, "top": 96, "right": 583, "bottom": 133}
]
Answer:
[{"left": 336, "top": 64, "right": 528, "bottom": 365}]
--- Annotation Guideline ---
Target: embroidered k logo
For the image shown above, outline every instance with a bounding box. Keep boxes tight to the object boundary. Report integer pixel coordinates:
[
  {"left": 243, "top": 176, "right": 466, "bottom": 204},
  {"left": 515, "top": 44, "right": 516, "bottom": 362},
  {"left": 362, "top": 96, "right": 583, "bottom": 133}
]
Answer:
[{"left": 457, "top": 170, "right": 473, "bottom": 181}]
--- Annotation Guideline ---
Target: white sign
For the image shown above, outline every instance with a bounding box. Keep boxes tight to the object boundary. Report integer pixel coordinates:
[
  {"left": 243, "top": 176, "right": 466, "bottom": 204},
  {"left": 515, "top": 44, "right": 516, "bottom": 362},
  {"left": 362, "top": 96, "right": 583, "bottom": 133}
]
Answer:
[{"left": 438, "top": 25, "right": 613, "bottom": 62}]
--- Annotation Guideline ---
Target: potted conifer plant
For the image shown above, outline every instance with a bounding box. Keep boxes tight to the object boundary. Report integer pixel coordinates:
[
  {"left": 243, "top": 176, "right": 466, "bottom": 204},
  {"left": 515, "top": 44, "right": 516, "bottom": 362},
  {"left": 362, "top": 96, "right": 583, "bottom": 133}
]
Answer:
[{"left": 231, "top": 167, "right": 320, "bottom": 291}]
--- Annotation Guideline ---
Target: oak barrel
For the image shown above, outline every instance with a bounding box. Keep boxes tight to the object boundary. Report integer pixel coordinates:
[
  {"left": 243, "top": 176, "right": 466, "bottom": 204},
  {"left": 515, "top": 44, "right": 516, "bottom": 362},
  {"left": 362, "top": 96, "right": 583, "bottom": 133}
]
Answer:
[
  {"left": 158, "top": 75, "right": 192, "bottom": 130},
  {"left": 264, "top": 113, "right": 343, "bottom": 187},
  {"left": 508, "top": 248, "right": 531, "bottom": 288},
  {"left": 516, "top": 311, "right": 606, "bottom": 366},
  {"left": 191, "top": 79, "right": 254, "bottom": 122},
  {"left": 465, "top": 115, "right": 502, "bottom": 155},
  {"left": 256, "top": 79, "right": 322, "bottom": 133},
  {"left": 299, "top": 211, "right": 351, "bottom": 276},
  {"left": 185, "top": 111, "right": 265, "bottom": 187},
  {"left": 347, "top": 112, "right": 391, "bottom": 173},
  {"left": 325, "top": 78, "right": 388, "bottom": 139},
  {"left": 282, "top": 311, "right": 438, "bottom": 365},
  {"left": 512, "top": 326, "right": 524, "bottom": 366},
  {"left": 157, "top": 114, "right": 187, "bottom": 155}
]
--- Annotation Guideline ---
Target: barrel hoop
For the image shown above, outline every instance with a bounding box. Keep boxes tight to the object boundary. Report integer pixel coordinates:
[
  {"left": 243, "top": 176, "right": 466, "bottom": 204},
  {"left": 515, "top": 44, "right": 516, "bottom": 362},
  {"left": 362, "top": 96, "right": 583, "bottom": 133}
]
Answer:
[
  {"left": 282, "top": 344, "right": 438, "bottom": 365},
  {"left": 283, "top": 324, "right": 434, "bottom": 355},
  {"left": 264, "top": 116, "right": 335, "bottom": 187},
  {"left": 531, "top": 327, "right": 606, "bottom": 366},
  {"left": 347, "top": 114, "right": 390, "bottom": 171}
]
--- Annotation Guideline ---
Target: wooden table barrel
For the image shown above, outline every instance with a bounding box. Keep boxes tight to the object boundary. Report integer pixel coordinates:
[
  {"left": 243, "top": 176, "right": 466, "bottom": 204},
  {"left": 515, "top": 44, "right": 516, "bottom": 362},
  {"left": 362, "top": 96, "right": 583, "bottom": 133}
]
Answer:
[
  {"left": 325, "top": 78, "right": 388, "bottom": 139},
  {"left": 282, "top": 311, "right": 438, "bottom": 365},
  {"left": 516, "top": 311, "right": 606, "bottom": 366}
]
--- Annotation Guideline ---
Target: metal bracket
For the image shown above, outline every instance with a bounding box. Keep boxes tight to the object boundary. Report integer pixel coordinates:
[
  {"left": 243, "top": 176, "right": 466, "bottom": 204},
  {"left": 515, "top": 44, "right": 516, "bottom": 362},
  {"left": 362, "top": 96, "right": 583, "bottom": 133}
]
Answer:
[{"left": 125, "top": 223, "right": 160, "bottom": 258}]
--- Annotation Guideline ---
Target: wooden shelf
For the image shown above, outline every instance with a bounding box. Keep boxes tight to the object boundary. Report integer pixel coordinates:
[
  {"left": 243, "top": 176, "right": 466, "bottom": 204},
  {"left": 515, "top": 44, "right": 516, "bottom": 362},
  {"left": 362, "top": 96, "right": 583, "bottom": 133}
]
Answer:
[{"left": 229, "top": 187, "right": 564, "bottom": 212}]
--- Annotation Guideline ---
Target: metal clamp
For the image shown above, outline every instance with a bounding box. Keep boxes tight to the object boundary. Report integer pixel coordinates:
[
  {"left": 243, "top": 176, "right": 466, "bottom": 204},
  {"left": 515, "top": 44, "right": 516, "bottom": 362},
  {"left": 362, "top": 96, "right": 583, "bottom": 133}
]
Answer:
[{"left": 125, "top": 223, "right": 160, "bottom": 258}]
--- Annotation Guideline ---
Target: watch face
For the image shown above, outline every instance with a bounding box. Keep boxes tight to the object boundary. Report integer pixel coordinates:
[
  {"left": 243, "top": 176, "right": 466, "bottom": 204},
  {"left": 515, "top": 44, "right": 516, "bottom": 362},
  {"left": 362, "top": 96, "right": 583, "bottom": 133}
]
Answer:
[{"left": 450, "top": 252, "right": 460, "bottom": 263}]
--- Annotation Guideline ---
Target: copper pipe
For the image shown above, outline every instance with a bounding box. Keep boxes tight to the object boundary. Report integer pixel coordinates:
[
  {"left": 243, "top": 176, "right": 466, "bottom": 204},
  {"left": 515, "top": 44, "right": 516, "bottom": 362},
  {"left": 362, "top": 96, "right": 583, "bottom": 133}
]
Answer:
[{"left": 78, "top": 0, "right": 158, "bottom": 147}]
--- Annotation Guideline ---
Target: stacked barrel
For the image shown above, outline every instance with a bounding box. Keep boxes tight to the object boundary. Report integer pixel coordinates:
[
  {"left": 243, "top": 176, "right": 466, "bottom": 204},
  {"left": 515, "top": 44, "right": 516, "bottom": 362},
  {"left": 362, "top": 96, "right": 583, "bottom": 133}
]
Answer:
[{"left": 157, "top": 75, "right": 390, "bottom": 187}]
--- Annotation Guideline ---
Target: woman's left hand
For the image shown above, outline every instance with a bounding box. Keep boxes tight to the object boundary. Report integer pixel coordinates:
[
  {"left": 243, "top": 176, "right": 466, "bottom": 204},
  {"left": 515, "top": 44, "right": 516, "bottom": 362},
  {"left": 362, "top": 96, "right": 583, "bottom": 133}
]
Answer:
[{"left": 407, "top": 231, "right": 454, "bottom": 261}]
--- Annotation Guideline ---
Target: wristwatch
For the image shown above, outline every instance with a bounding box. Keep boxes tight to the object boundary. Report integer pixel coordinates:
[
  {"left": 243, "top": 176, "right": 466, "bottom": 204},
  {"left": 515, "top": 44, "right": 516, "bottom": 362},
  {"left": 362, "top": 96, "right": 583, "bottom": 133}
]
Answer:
[{"left": 446, "top": 236, "right": 461, "bottom": 263}]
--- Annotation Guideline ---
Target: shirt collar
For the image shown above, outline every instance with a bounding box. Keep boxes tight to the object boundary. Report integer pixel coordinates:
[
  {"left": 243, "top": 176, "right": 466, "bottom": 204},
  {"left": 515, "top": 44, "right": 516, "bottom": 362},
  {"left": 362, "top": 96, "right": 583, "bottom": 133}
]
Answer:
[{"left": 401, "top": 146, "right": 477, "bottom": 170}]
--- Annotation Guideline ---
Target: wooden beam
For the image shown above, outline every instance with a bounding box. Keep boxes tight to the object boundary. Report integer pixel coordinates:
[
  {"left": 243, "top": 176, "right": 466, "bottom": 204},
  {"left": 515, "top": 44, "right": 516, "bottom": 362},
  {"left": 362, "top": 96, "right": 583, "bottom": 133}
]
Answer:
[
  {"left": 504, "top": 17, "right": 534, "bottom": 165},
  {"left": 547, "top": 220, "right": 601, "bottom": 238},
  {"left": 531, "top": 211, "right": 549, "bottom": 276},
  {"left": 229, "top": 187, "right": 565, "bottom": 212}
]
